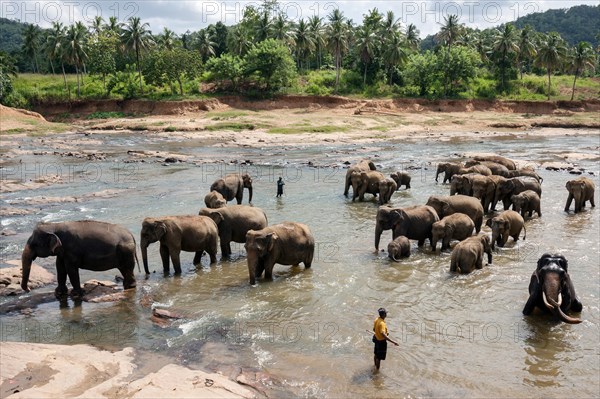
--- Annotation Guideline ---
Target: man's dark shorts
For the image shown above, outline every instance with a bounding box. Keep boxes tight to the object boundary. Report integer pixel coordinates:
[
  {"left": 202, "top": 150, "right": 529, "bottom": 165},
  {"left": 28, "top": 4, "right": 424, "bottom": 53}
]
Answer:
[{"left": 374, "top": 339, "right": 387, "bottom": 360}]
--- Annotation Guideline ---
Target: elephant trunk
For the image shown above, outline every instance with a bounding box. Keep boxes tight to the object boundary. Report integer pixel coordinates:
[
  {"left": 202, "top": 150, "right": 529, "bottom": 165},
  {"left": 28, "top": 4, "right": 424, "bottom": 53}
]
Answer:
[
  {"left": 140, "top": 239, "right": 150, "bottom": 275},
  {"left": 248, "top": 186, "right": 253, "bottom": 203},
  {"left": 542, "top": 275, "right": 582, "bottom": 324},
  {"left": 21, "top": 244, "right": 34, "bottom": 292},
  {"left": 375, "top": 223, "right": 383, "bottom": 251},
  {"left": 247, "top": 252, "right": 258, "bottom": 285},
  {"left": 486, "top": 250, "right": 493, "bottom": 265},
  {"left": 435, "top": 168, "right": 441, "bottom": 182}
]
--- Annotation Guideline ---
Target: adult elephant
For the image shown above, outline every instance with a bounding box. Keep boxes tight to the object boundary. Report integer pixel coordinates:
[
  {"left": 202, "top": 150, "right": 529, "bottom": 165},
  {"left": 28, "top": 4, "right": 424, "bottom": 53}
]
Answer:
[
  {"left": 204, "top": 191, "right": 226, "bottom": 209},
  {"left": 351, "top": 170, "right": 386, "bottom": 202},
  {"left": 426, "top": 195, "right": 484, "bottom": 233},
  {"left": 390, "top": 172, "right": 411, "bottom": 189},
  {"left": 378, "top": 178, "right": 398, "bottom": 205},
  {"left": 199, "top": 205, "right": 268, "bottom": 258},
  {"left": 506, "top": 167, "right": 543, "bottom": 183},
  {"left": 450, "top": 174, "right": 476, "bottom": 196},
  {"left": 458, "top": 164, "right": 492, "bottom": 176},
  {"left": 485, "top": 210, "right": 526, "bottom": 250},
  {"left": 488, "top": 175, "right": 508, "bottom": 211},
  {"left": 471, "top": 175, "right": 497, "bottom": 213},
  {"left": 140, "top": 215, "right": 218, "bottom": 275},
  {"left": 450, "top": 234, "right": 493, "bottom": 274},
  {"left": 431, "top": 213, "right": 475, "bottom": 251},
  {"left": 565, "top": 176, "right": 595, "bottom": 213},
  {"left": 436, "top": 162, "right": 463, "bottom": 183},
  {"left": 523, "top": 253, "right": 582, "bottom": 324},
  {"left": 210, "top": 173, "right": 253, "bottom": 204},
  {"left": 473, "top": 155, "right": 516, "bottom": 170},
  {"left": 511, "top": 190, "right": 542, "bottom": 218},
  {"left": 388, "top": 236, "right": 411, "bottom": 261},
  {"left": 465, "top": 160, "right": 510, "bottom": 177},
  {"left": 374, "top": 205, "right": 439, "bottom": 250},
  {"left": 245, "top": 222, "right": 314, "bottom": 285},
  {"left": 344, "top": 159, "right": 377, "bottom": 196},
  {"left": 21, "top": 221, "right": 138, "bottom": 298},
  {"left": 495, "top": 177, "right": 542, "bottom": 211}
]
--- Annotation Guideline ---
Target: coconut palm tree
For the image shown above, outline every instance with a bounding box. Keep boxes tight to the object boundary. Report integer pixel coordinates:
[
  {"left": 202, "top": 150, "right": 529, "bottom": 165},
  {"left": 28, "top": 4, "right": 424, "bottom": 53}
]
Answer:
[
  {"left": 121, "top": 17, "right": 154, "bottom": 92},
  {"left": 326, "top": 9, "right": 349, "bottom": 92},
  {"left": 294, "top": 19, "right": 315, "bottom": 70},
  {"left": 22, "top": 24, "right": 42, "bottom": 73},
  {"left": 157, "top": 27, "right": 178, "bottom": 50},
  {"left": 255, "top": 10, "right": 272, "bottom": 42},
  {"left": 43, "top": 21, "right": 64, "bottom": 75},
  {"left": 356, "top": 25, "right": 377, "bottom": 86},
  {"left": 383, "top": 31, "right": 408, "bottom": 84},
  {"left": 569, "top": 41, "right": 596, "bottom": 100},
  {"left": 272, "top": 13, "right": 295, "bottom": 48},
  {"left": 405, "top": 23, "right": 420, "bottom": 51},
  {"left": 436, "top": 14, "right": 463, "bottom": 51},
  {"left": 195, "top": 29, "right": 216, "bottom": 61},
  {"left": 535, "top": 32, "right": 567, "bottom": 100},
  {"left": 64, "top": 23, "right": 88, "bottom": 96},
  {"left": 103, "top": 16, "right": 121, "bottom": 37},
  {"left": 380, "top": 10, "right": 401, "bottom": 43},
  {"left": 492, "top": 24, "right": 519, "bottom": 91},
  {"left": 227, "top": 25, "right": 252, "bottom": 56},
  {"left": 90, "top": 16, "right": 104, "bottom": 35},
  {"left": 308, "top": 16, "right": 325, "bottom": 69},
  {"left": 517, "top": 25, "right": 537, "bottom": 79}
]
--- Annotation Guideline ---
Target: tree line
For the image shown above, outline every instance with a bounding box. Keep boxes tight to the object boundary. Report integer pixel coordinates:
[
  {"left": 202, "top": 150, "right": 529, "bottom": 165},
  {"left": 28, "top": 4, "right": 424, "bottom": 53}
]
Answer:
[{"left": 0, "top": 1, "right": 598, "bottom": 105}]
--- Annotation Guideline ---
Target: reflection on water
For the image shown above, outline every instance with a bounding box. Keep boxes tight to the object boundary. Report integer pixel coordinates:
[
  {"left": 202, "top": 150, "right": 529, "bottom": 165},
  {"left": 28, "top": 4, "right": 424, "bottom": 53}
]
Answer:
[{"left": 1, "top": 133, "right": 599, "bottom": 397}]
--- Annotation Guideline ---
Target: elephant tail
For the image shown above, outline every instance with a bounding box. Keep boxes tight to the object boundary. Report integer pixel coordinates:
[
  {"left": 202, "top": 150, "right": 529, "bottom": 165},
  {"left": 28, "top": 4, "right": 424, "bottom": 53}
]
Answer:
[
  {"left": 132, "top": 235, "right": 141, "bottom": 273},
  {"left": 522, "top": 224, "right": 527, "bottom": 241}
]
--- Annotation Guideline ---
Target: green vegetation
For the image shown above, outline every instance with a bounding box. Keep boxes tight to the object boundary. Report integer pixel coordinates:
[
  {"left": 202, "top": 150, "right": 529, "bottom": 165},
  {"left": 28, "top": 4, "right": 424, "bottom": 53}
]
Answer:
[
  {"left": 268, "top": 125, "right": 348, "bottom": 134},
  {"left": 85, "top": 111, "right": 128, "bottom": 119},
  {"left": 204, "top": 122, "right": 258, "bottom": 131},
  {"left": 1, "top": 2, "right": 598, "bottom": 109}
]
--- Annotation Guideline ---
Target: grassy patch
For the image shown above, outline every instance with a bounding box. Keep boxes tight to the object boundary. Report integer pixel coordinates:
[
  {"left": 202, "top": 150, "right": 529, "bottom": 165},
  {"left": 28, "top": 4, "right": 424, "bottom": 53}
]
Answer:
[
  {"left": 268, "top": 125, "right": 348, "bottom": 134},
  {"left": 164, "top": 126, "right": 178, "bottom": 132},
  {"left": 367, "top": 126, "right": 390, "bottom": 132},
  {"left": 204, "top": 122, "right": 257, "bottom": 131},
  {"left": 207, "top": 110, "right": 251, "bottom": 120},
  {"left": 85, "top": 111, "right": 128, "bottom": 119},
  {"left": 130, "top": 125, "right": 149, "bottom": 131}
]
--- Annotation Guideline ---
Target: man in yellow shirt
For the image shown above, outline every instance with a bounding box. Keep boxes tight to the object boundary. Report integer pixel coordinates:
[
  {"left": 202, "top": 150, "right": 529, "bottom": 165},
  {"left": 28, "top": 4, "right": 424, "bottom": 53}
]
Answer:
[{"left": 373, "top": 308, "right": 399, "bottom": 370}]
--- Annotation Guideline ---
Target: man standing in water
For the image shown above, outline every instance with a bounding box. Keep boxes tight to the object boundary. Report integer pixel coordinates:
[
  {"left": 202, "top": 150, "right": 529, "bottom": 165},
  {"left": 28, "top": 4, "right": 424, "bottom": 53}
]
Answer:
[
  {"left": 373, "top": 308, "right": 398, "bottom": 371},
  {"left": 276, "top": 177, "right": 285, "bottom": 197}
]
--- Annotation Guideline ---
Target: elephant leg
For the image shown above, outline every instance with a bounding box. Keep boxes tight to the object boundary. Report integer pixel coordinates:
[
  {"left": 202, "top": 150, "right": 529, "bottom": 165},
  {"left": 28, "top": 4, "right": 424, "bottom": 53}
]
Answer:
[
  {"left": 501, "top": 234, "right": 509, "bottom": 247},
  {"left": 66, "top": 262, "right": 83, "bottom": 298},
  {"left": 159, "top": 243, "right": 170, "bottom": 274},
  {"left": 590, "top": 194, "right": 595, "bottom": 207},
  {"left": 55, "top": 256, "right": 68, "bottom": 298},
  {"left": 119, "top": 249, "right": 136, "bottom": 289},
  {"left": 255, "top": 258, "right": 265, "bottom": 278},
  {"left": 208, "top": 239, "right": 218, "bottom": 264},
  {"left": 235, "top": 189, "right": 243, "bottom": 205},
  {"left": 564, "top": 193, "right": 574, "bottom": 212},
  {"left": 475, "top": 255, "right": 483, "bottom": 270},
  {"left": 192, "top": 252, "right": 203, "bottom": 265},
  {"left": 263, "top": 258, "right": 276, "bottom": 280},
  {"left": 344, "top": 176, "right": 350, "bottom": 196},
  {"left": 170, "top": 251, "right": 182, "bottom": 275},
  {"left": 417, "top": 238, "right": 425, "bottom": 247}
]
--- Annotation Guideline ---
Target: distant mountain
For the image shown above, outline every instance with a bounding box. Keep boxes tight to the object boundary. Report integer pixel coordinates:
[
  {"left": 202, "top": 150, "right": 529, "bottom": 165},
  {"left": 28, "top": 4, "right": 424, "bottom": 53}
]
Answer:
[{"left": 0, "top": 18, "right": 26, "bottom": 54}]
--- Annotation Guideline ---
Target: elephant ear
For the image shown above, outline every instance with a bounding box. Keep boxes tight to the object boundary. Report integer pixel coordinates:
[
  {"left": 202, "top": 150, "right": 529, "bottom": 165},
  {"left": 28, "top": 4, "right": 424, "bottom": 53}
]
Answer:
[
  {"left": 47, "top": 233, "right": 62, "bottom": 254},
  {"left": 154, "top": 221, "right": 168, "bottom": 238},
  {"left": 441, "top": 202, "right": 451, "bottom": 216},
  {"left": 368, "top": 161, "right": 377, "bottom": 171},
  {"left": 565, "top": 181, "right": 572, "bottom": 190},
  {"left": 444, "top": 224, "right": 454, "bottom": 236},
  {"left": 503, "top": 220, "right": 510, "bottom": 231},
  {"left": 556, "top": 254, "right": 568, "bottom": 272},
  {"left": 209, "top": 212, "right": 224, "bottom": 225},
  {"left": 485, "top": 218, "right": 493, "bottom": 228},
  {"left": 265, "top": 232, "right": 277, "bottom": 252}
]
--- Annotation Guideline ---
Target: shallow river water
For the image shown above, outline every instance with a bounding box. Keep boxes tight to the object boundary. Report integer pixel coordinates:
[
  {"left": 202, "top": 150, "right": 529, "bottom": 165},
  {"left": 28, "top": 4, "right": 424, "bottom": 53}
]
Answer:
[{"left": 1, "top": 130, "right": 599, "bottom": 398}]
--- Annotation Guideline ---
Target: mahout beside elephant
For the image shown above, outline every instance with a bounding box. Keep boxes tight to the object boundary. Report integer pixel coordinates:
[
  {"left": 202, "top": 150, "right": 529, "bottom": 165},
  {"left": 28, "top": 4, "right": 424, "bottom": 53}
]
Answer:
[
  {"left": 431, "top": 213, "right": 475, "bottom": 251},
  {"left": 465, "top": 160, "right": 510, "bottom": 177},
  {"left": 141, "top": 215, "right": 218, "bottom": 275},
  {"left": 471, "top": 175, "right": 497, "bottom": 213},
  {"left": 426, "top": 195, "right": 484, "bottom": 233},
  {"left": 351, "top": 170, "right": 386, "bottom": 202},
  {"left": 564, "top": 176, "right": 595, "bottom": 213},
  {"left": 450, "top": 174, "right": 475, "bottom": 196},
  {"left": 388, "top": 236, "right": 411, "bottom": 261},
  {"left": 505, "top": 167, "right": 543, "bottom": 183},
  {"left": 204, "top": 191, "right": 227, "bottom": 208},
  {"left": 485, "top": 210, "right": 526, "bottom": 250},
  {"left": 374, "top": 205, "right": 439, "bottom": 250},
  {"left": 210, "top": 173, "right": 253, "bottom": 204},
  {"left": 523, "top": 253, "right": 582, "bottom": 324},
  {"left": 495, "top": 177, "right": 542, "bottom": 210},
  {"left": 472, "top": 155, "right": 516, "bottom": 170},
  {"left": 511, "top": 190, "right": 542, "bottom": 218},
  {"left": 344, "top": 159, "right": 377, "bottom": 196},
  {"left": 390, "top": 172, "right": 411, "bottom": 189},
  {"left": 436, "top": 162, "right": 464, "bottom": 183},
  {"left": 199, "top": 205, "right": 268, "bottom": 258},
  {"left": 245, "top": 222, "right": 314, "bottom": 285},
  {"left": 449, "top": 234, "right": 493, "bottom": 274},
  {"left": 21, "top": 221, "right": 138, "bottom": 298},
  {"left": 378, "top": 178, "right": 398, "bottom": 205},
  {"left": 458, "top": 164, "right": 492, "bottom": 177}
]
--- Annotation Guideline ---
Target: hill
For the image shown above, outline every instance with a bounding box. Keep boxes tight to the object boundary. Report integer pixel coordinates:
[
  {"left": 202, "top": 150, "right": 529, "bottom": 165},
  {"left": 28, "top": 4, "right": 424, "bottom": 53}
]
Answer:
[{"left": 0, "top": 18, "right": 25, "bottom": 54}]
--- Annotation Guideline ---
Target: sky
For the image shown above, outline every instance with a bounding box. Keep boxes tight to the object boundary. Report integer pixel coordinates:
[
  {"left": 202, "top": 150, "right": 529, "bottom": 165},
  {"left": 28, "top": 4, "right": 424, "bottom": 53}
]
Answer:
[{"left": 1, "top": 0, "right": 597, "bottom": 37}]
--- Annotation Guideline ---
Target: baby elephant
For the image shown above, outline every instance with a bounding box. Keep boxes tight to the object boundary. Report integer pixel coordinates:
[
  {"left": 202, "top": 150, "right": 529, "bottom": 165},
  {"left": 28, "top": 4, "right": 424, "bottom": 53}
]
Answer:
[
  {"left": 565, "top": 176, "right": 596, "bottom": 213},
  {"left": 245, "top": 222, "right": 314, "bottom": 285},
  {"left": 388, "top": 236, "right": 411, "bottom": 261},
  {"left": 450, "top": 234, "right": 493, "bottom": 274},
  {"left": 431, "top": 213, "right": 475, "bottom": 251},
  {"left": 486, "top": 210, "right": 526, "bottom": 250},
  {"left": 511, "top": 190, "right": 541, "bottom": 218},
  {"left": 390, "top": 172, "right": 411, "bottom": 189},
  {"left": 204, "top": 191, "right": 226, "bottom": 208},
  {"left": 140, "top": 215, "right": 218, "bottom": 275}
]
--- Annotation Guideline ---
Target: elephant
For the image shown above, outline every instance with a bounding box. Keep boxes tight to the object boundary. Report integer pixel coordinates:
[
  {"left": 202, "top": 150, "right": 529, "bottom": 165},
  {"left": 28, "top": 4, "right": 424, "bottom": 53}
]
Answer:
[
  {"left": 471, "top": 175, "right": 497, "bottom": 214},
  {"left": 449, "top": 234, "right": 493, "bottom": 274},
  {"left": 496, "top": 177, "right": 542, "bottom": 211},
  {"left": 210, "top": 173, "right": 253, "bottom": 204},
  {"left": 505, "top": 167, "right": 543, "bottom": 183},
  {"left": 374, "top": 205, "right": 439, "bottom": 250},
  {"left": 450, "top": 174, "right": 476, "bottom": 196},
  {"left": 426, "top": 195, "right": 484, "bottom": 233},
  {"left": 204, "top": 191, "right": 226, "bottom": 209},
  {"left": 511, "top": 190, "right": 542, "bottom": 218},
  {"left": 140, "top": 215, "right": 218, "bottom": 275},
  {"left": 390, "top": 172, "right": 411, "bottom": 189},
  {"left": 351, "top": 170, "right": 386, "bottom": 202},
  {"left": 245, "top": 222, "right": 314, "bottom": 285},
  {"left": 488, "top": 175, "right": 508, "bottom": 211},
  {"left": 522, "top": 253, "right": 582, "bottom": 324},
  {"left": 436, "top": 162, "right": 464, "bottom": 183},
  {"left": 344, "top": 159, "right": 377, "bottom": 196},
  {"left": 431, "top": 213, "right": 475, "bottom": 251},
  {"left": 388, "top": 236, "right": 411, "bottom": 261},
  {"left": 565, "top": 176, "right": 596, "bottom": 213},
  {"left": 199, "top": 205, "right": 268, "bottom": 258},
  {"left": 378, "top": 178, "right": 398, "bottom": 205},
  {"left": 21, "top": 221, "right": 138, "bottom": 298},
  {"left": 458, "top": 164, "right": 493, "bottom": 177},
  {"left": 485, "top": 210, "right": 526, "bottom": 250},
  {"left": 465, "top": 160, "right": 510, "bottom": 177},
  {"left": 473, "top": 155, "right": 516, "bottom": 170}
]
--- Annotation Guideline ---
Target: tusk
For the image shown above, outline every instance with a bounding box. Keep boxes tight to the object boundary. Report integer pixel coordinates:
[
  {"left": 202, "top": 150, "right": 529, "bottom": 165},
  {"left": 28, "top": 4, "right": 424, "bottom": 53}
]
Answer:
[
  {"left": 542, "top": 292, "right": 554, "bottom": 309},
  {"left": 557, "top": 292, "right": 562, "bottom": 307}
]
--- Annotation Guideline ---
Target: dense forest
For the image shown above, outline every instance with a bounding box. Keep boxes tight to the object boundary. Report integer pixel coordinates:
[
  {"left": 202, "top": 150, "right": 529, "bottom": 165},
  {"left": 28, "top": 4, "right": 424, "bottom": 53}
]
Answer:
[{"left": 0, "top": 2, "right": 598, "bottom": 107}]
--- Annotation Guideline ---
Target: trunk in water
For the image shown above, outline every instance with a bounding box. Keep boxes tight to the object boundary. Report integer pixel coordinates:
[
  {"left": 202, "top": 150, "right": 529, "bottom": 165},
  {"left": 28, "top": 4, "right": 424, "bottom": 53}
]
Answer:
[
  {"left": 375, "top": 223, "right": 383, "bottom": 251},
  {"left": 21, "top": 244, "right": 33, "bottom": 292},
  {"left": 247, "top": 252, "right": 257, "bottom": 285},
  {"left": 140, "top": 240, "right": 150, "bottom": 274}
]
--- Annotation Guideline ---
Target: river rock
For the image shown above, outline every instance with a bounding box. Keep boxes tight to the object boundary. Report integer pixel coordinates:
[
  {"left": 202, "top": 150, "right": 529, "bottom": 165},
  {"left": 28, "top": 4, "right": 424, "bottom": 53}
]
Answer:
[{"left": 0, "top": 261, "right": 56, "bottom": 296}]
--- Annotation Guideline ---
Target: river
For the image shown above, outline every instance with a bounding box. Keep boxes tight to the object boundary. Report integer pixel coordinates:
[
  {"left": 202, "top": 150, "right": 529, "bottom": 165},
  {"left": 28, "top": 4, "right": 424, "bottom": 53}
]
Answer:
[{"left": 1, "top": 130, "right": 599, "bottom": 398}]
